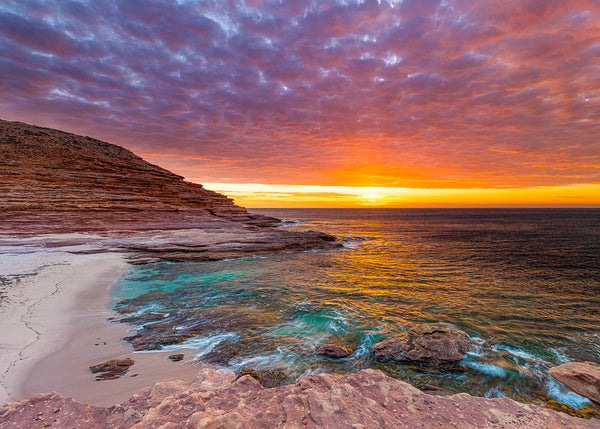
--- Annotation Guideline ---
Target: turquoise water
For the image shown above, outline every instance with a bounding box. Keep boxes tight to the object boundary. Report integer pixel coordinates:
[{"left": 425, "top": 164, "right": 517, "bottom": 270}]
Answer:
[{"left": 112, "top": 208, "right": 600, "bottom": 408}]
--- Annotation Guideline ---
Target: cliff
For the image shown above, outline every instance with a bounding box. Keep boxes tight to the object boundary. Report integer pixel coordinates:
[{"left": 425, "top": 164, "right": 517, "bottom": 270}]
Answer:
[{"left": 0, "top": 119, "right": 275, "bottom": 232}]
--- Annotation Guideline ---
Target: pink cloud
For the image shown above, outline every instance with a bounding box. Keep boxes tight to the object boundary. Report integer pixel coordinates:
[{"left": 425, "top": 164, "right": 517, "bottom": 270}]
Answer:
[{"left": 0, "top": 0, "right": 599, "bottom": 188}]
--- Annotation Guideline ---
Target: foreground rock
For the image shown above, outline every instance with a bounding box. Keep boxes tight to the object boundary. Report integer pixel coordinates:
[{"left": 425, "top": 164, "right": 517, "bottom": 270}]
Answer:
[
  {"left": 374, "top": 323, "right": 471, "bottom": 368},
  {"left": 550, "top": 361, "right": 600, "bottom": 406},
  {"left": 1, "top": 368, "right": 597, "bottom": 428}
]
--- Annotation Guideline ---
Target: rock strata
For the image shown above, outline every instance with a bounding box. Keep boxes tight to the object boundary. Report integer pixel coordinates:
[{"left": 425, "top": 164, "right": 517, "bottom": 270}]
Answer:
[
  {"left": 374, "top": 323, "right": 471, "bottom": 368},
  {"left": 0, "top": 119, "right": 275, "bottom": 228},
  {"left": 0, "top": 119, "right": 341, "bottom": 261},
  {"left": 550, "top": 361, "right": 600, "bottom": 406},
  {"left": 1, "top": 368, "right": 597, "bottom": 428}
]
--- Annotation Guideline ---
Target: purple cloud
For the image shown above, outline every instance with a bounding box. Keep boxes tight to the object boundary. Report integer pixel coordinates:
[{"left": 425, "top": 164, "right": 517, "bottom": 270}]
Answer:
[{"left": 0, "top": 0, "right": 599, "bottom": 188}]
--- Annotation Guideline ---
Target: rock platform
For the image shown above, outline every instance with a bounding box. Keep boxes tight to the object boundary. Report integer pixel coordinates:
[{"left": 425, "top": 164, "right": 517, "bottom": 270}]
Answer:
[{"left": 2, "top": 368, "right": 598, "bottom": 428}]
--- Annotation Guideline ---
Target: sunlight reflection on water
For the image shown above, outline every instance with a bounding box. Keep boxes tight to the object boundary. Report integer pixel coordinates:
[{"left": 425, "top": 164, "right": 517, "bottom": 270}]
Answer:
[{"left": 112, "top": 208, "right": 600, "bottom": 408}]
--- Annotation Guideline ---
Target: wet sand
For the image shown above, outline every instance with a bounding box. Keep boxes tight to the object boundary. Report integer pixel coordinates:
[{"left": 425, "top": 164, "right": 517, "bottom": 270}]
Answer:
[{"left": 0, "top": 250, "right": 202, "bottom": 407}]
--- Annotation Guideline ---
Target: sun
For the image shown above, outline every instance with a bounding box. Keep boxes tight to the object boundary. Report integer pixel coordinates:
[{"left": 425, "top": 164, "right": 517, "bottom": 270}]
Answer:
[{"left": 357, "top": 193, "right": 388, "bottom": 206}]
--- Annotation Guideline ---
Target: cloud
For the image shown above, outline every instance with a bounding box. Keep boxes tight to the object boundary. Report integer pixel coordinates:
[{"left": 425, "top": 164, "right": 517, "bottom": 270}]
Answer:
[{"left": 1, "top": 0, "right": 599, "bottom": 188}]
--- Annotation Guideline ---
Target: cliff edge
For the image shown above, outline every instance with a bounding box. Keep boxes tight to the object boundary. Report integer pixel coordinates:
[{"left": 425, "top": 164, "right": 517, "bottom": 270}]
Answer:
[{"left": 0, "top": 119, "right": 276, "bottom": 233}]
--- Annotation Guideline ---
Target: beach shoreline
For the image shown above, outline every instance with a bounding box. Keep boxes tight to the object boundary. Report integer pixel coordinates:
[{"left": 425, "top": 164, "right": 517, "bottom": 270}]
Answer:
[{"left": 0, "top": 250, "right": 203, "bottom": 407}]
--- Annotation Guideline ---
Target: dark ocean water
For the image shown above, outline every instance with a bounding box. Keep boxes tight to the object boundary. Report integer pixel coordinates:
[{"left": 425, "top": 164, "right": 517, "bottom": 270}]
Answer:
[{"left": 112, "top": 208, "right": 600, "bottom": 407}]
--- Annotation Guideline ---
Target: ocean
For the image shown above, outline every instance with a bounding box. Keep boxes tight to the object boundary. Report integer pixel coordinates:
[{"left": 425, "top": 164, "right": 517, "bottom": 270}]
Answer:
[{"left": 111, "top": 208, "right": 600, "bottom": 408}]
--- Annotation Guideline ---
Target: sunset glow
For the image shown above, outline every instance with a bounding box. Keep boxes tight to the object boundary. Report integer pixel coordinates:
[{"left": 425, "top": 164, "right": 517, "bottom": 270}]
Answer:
[
  {"left": 202, "top": 183, "right": 600, "bottom": 208},
  {"left": 1, "top": 0, "right": 599, "bottom": 206}
]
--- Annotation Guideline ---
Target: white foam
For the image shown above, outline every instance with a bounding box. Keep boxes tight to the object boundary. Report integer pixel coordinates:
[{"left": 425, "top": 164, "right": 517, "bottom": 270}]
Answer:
[
  {"left": 484, "top": 386, "right": 506, "bottom": 399},
  {"left": 465, "top": 361, "right": 507, "bottom": 378},
  {"left": 549, "top": 347, "right": 572, "bottom": 364},
  {"left": 494, "top": 344, "right": 540, "bottom": 362},
  {"left": 546, "top": 378, "right": 590, "bottom": 408},
  {"left": 160, "top": 333, "right": 239, "bottom": 355},
  {"left": 231, "top": 352, "right": 287, "bottom": 369},
  {"left": 465, "top": 346, "right": 486, "bottom": 358}
]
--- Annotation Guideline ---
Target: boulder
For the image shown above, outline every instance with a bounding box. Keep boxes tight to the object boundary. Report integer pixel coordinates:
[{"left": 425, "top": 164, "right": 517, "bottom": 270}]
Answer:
[
  {"left": 316, "top": 344, "right": 352, "bottom": 358},
  {"left": 89, "top": 358, "right": 134, "bottom": 381},
  {"left": 550, "top": 361, "right": 600, "bottom": 406},
  {"left": 168, "top": 354, "right": 184, "bottom": 362},
  {"left": 374, "top": 323, "right": 471, "bottom": 368}
]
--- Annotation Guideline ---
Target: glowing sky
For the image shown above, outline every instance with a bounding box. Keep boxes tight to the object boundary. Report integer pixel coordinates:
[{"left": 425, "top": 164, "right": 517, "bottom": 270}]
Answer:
[{"left": 1, "top": 0, "right": 599, "bottom": 206}]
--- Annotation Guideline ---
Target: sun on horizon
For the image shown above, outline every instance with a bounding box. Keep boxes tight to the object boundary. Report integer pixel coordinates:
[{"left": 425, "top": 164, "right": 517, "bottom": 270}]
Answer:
[{"left": 198, "top": 182, "right": 600, "bottom": 208}]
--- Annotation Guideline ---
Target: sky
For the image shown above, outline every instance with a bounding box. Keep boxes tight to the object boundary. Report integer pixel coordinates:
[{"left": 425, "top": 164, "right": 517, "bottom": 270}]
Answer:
[{"left": 1, "top": 0, "right": 599, "bottom": 207}]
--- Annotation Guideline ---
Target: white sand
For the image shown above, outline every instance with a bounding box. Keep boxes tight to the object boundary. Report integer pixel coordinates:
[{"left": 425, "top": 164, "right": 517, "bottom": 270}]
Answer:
[{"left": 0, "top": 249, "right": 202, "bottom": 407}]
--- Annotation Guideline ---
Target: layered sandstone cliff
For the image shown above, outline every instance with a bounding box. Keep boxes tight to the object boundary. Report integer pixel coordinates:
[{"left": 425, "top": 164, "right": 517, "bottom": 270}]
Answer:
[{"left": 0, "top": 119, "right": 275, "bottom": 233}]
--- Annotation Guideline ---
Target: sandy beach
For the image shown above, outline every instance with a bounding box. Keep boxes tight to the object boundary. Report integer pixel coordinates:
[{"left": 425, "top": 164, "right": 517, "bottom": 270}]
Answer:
[{"left": 0, "top": 248, "right": 203, "bottom": 407}]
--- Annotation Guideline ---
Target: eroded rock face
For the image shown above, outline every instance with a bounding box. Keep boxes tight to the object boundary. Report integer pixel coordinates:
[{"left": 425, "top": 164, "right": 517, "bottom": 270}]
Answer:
[
  {"left": 374, "top": 323, "right": 471, "bottom": 368},
  {"left": 316, "top": 344, "right": 352, "bottom": 358},
  {"left": 1, "top": 368, "right": 597, "bottom": 428},
  {"left": 550, "top": 361, "right": 600, "bottom": 406},
  {"left": 0, "top": 120, "right": 342, "bottom": 261},
  {"left": 0, "top": 119, "right": 277, "bottom": 229}
]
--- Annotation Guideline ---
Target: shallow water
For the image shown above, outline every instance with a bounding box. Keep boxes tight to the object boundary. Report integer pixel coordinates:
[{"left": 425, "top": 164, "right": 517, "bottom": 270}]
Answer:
[{"left": 112, "top": 208, "right": 600, "bottom": 407}]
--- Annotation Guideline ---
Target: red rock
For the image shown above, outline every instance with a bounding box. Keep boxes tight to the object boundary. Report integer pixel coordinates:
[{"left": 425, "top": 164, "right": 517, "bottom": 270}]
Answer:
[
  {"left": 373, "top": 323, "right": 471, "bottom": 368},
  {"left": 1, "top": 368, "right": 597, "bottom": 428},
  {"left": 550, "top": 361, "right": 600, "bottom": 406},
  {"left": 316, "top": 344, "right": 352, "bottom": 358},
  {"left": 0, "top": 120, "right": 277, "bottom": 227},
  {"left": 0, "top": 119, "right": 340, "bottom": 259}
]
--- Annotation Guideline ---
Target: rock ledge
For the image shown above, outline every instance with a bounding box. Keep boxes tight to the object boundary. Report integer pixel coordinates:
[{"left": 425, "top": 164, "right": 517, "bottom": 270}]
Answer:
[{"left": 1, "top": 368, "right": 598, "bottom": 428}]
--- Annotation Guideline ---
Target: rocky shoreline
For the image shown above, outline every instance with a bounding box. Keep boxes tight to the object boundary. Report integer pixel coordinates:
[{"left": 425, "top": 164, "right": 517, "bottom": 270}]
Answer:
[
  {"left": 0, "top": 119, "right": 341, "bottom": 263},
  {"left": 2, "top": 368, "right": 599, "bottom": 428},
  {"left": 2, "top": 120, "right": 599, "bottom": 427}
]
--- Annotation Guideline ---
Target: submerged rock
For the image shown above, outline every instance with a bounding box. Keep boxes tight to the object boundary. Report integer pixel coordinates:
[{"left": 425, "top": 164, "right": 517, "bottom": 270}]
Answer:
[
  {"left": 236, "top": 368, "right": 260, "bottom": 381},
  {"left": 259, "top": 370, "right": 287, "bottom": 388},
  {"left": 420, "top": 384, "right": 455, "bottom": 396},
  {"left": 550, "top": 361, "right": 600, "bottom": 406},
  {"left": 2, "top": 368, "right": 597, "bottom": 428},
  {"left": 200, "top": 341, "right": 241, "bottom": 365},
  {"left": 120, "top": 305, "right": 285, "bottom": 351},
  {"left": 316, "top": 344, "right": 352, "bottom": 358},
  {"left": 89, "top": 358, "right": 134, "bottom": 381},
  {"left": 374, "top": 323, "right": 471, "bottom": 368},
  {"left": 235, "top": 368, "right": 287, "bottom": 388},
  {"left": 543, "top": 399, "right": 600, "bottom": 420}
]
